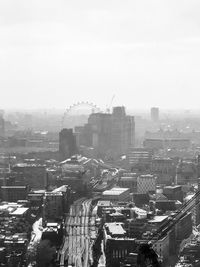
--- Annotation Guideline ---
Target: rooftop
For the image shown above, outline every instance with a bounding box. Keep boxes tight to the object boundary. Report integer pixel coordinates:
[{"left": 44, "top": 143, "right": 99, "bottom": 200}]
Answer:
[
  {"left": 46, "top": 222, "right": 59, "bottom": 228},
  {"left": 1, "top": 186, "right": 27, "bottom": 189},
  {"left": 102, "top": 187, "right": 129, "bottom": 196},
  {"left": 45, "top": 192, "right": 62, "bottom": 196},
  {"left": 153, "top": 158, "right": 172, "bottom": 162},
  {"left": 97, "top": 200, "right": 111, "bottom": 207},
  {"left": 10, "top": 207, "right": 29, "bottom": 216},
  {"left": 148, "top": 215, "right": 168, "bottom": 224},
  {"left": 139, "top": 174, "right": 155, "bottom": 179},
  {"left": 164, "top": 185, "right": 182, "bottom": 189},
  {"left": 33, "top": 190, "right": 46, "bottom": 194},
  {"left": 121, "top": 176, "right": 137, "bottom": 180},
  {"left": 0, "top": 202, "right": 23, "bottom": 214},
  {"left": 105, "top": 222, "right": 126, "bottom": 237},
  {"left": 13, "top": 163, "right": 45, "bottom": 168},
  {"left": 52, "top": 185, "right": 69, "bottom": 193}
]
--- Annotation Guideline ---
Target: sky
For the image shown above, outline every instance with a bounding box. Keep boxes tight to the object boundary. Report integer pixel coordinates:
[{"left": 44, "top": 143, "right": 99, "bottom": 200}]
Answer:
[{"left": 1, "top": 0, "right": 200, "bottom": 110}]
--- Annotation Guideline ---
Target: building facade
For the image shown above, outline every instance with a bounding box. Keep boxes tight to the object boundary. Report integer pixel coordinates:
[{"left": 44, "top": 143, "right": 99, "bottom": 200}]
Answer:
[
  {"left": 137, "top": 174, "right": 156, "bottom": 194},
  {"left": 59, "top": 128, "right": 77, "bottom": 161},
  {"left": 1, "top": 186, "right": 29, "bottom": 202},
  {"left": 103, "top": 222, "right": 137, "bottom": 267},
  {"left": 43, "top": 192, "right": 63, "bottom": 223},
  {"left": 76, "top": 106, "right": 135, "bottom": 158}
]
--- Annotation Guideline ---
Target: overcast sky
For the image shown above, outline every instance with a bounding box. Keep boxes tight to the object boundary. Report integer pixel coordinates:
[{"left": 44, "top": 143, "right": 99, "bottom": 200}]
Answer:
[{"left": 1, "top": 0, "right": 200, "bottom": 110}]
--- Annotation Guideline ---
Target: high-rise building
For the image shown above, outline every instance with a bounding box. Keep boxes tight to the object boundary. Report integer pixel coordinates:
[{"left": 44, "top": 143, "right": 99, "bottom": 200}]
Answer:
[
  {"left": 111, "top": 107, "right": 135, "bottom": 156},
  {"left": 43, "top": 185, "right": 71, "bottom": 223},
  {"left": 151, "top": 107, "right": 159, "bottom": 122},
  {"left": 80, "top": 106, "right": 135, "bottom": 157},
  {"left": 88, "top": 113, "right": 112, "bottom": 155},
  {"left": 59, "top": 128, "right": 77, "bottom": 161}
]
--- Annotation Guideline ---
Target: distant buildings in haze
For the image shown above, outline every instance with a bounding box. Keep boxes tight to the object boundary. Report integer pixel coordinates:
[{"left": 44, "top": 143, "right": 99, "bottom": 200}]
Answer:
[
  {"left": 75, "top": 106, "right": 135, "bottom": 158},
  {"left": 151, "top": 107, "right": 159, "bottom": 122}
]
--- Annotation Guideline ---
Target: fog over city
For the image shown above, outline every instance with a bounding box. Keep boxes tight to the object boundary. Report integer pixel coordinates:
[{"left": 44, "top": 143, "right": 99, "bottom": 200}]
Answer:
[
  {"left": 1, "top": 0, "right": 200, "bottom": 109},
  {"left": 2, "top": 1, "right": 200, "bottom": 267}
]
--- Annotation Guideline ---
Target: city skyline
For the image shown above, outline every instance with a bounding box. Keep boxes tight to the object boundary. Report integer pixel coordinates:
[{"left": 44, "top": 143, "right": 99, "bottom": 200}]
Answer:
[{"left": 1, "top": 0, "right": 200, "bottom": 109}]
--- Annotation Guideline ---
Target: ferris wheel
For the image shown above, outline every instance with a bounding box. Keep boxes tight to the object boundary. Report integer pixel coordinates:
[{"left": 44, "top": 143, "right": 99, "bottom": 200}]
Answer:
[{"left": 61, "top": 101, "right": 101, "bottom": 129}]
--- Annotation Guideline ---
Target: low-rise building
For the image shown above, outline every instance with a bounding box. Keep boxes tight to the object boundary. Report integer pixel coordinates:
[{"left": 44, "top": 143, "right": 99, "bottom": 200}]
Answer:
[
  {"left": 41, "top": 222, "right": 63, "bottom": 247},
  {"left": 128, "top": 148, "right": 152, "bottom": 171},
  {"left": 1, "top": 186, "right": 29, "bottom": 202},
  {"left": 97, "top": 200, "right": 111, "bottom": 217},
  {"left": 147, "top": 215, "right": 169, "bottom": 232},
  {"left": 144, "top": 138, "right": 190, "bottom": 150},
  {"left": 118, "top": 174, "right": 137, "bottom": 193},
  {"left": 103, "top": 222, "right": 137, "bottom": 267},
  {"left": 125, "top": 218, "right": 147, "bottom": 239},
  {"left": 155, "top": 200, "right": 178, "bottom": 212},
  {"left": 137, "top": 174, "right": 156, "bottom": 194},
  {"left": 12, "top": 163, "right": 47, "bottom": 189},
  {"left": 151, "top": 157, "right": 176, "bottom": 184},
  {"left": 102, "top": 187, "right": 130, "bottom": 202},
  {"left": 163, "top": 185, "right": 183, "bottom": 202}
]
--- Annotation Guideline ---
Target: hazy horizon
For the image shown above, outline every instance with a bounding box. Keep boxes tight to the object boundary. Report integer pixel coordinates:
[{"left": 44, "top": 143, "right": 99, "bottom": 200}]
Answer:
[{"left": 1, "top": 0, "right": 200, "bottom": 109}]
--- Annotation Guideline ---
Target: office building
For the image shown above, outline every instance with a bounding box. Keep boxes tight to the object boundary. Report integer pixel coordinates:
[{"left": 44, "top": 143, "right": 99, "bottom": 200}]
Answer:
[
  {"left": 118, "top": 175, "right": 137, "bottom": 193},
  {"left": 144, "top": 138, "right": 190, "bottom": 150},
  {"left": 1, "top": 185, "right": 29, "bottom": 202},
  {"left": 12, "top": 163, "right": 47, "bottom": 189},
  {"left": 43, "top": 192, "right": 63, "bottom": 223},
  {"left": 128, "top": 148, "right": 153, "bottom": 170},
  {"left": 102, "top": 187, "right": 130, "bottom": 202},
  {"left": 103, "top": 222, "right": 137, "bottom": 267},
  {"left": 43, "top": 185, "right": 71, "bottom": 223},
  {"left": 59, "top": 128, "right": 77, "bottom": 161},
  {"left": 111, "top": 107, "right": 135, "bottom": 156},
  {"left": 77, "top": 106, "right": 135, "bottom": 158},
  {"left": 137, "top": 174, "right": 156, "bottom": 194},
  {"left": 163, "top": 185, "right": 183, "bottom": 202}
]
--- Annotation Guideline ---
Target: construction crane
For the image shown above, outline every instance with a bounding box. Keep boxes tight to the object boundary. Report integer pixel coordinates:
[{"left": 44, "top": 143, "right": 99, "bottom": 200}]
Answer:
[
  {"left": 106, "top": 95, "right": 115, "bottom": 113},
  {"left": 137, "top": 187, "right": 200, "bottom": 266}
]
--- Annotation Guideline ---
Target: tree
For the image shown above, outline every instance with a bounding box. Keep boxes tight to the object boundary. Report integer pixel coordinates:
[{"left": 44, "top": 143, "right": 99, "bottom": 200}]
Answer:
[
  {"left": 36, "top": 240, "right": 56, "bottom": 267},
  {"left": 26, "top": 241, "right": 39, "bottom": 266}
]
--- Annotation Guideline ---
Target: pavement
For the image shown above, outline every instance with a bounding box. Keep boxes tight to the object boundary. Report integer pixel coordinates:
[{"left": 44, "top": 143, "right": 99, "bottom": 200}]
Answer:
[{"left": 60, "top": 198, "right": 93, "bottom": 267}]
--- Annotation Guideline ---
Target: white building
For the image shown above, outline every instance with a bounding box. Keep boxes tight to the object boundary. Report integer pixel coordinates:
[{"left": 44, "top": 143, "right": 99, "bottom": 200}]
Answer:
[{"left": 102, "top": 187, "right": 130, "bottom": 202}]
